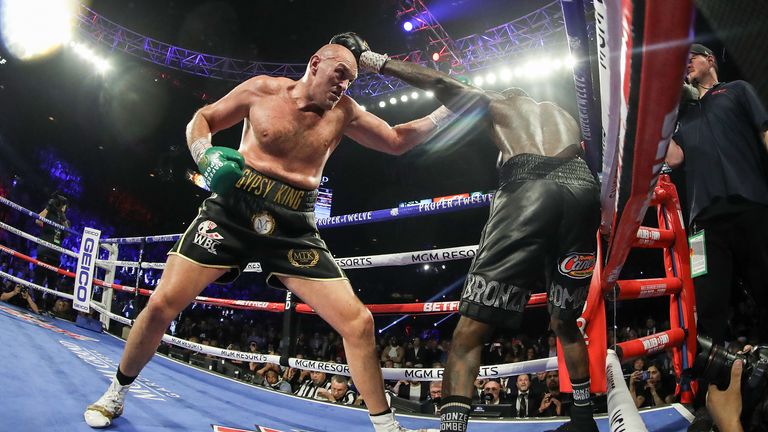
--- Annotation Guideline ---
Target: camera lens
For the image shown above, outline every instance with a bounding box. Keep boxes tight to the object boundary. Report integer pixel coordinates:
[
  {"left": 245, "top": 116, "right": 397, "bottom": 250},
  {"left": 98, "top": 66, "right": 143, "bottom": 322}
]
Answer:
[{"left": 693, "top": 335, "right": 737, "bottom": 390}]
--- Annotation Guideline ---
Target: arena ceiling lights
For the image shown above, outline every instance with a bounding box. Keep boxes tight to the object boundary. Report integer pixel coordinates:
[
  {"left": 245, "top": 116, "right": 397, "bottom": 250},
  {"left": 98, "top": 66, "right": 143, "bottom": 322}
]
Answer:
[
  {"left": 370, "top": 55, "right": 574, "bottom": 110},
  {"left": 0, "top": 0, "right": 78, "bottom": 61}
]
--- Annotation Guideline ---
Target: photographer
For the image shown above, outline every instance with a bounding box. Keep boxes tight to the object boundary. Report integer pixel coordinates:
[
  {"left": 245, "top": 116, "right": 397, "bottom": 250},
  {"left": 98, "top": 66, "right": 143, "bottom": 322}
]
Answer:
[
  {"left": 1, "top": 283, "right": 40, "bottom": 314},
  {"left": 694, "top": 338, "right": 768, "bottom": 432},
  {"left": 629, "top": 362, "right": 674, "bottom": 408},
  {"left": 707, "top": 359, "right": 747, "bottom": 432},
  {"left": 34, "top": 192, "right": 70, "bottom": 311}
]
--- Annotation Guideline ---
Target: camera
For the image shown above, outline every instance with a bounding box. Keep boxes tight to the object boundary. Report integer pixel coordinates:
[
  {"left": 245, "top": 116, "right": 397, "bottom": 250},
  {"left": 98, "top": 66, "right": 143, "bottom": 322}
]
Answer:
[
  {"left": 46, "top": 192, "right": 68, "bottom": 214},
  {"left": 692, "top": 335, "right": 768, "bottom": 414},
  {"left": 638, "top": 371, "right": 650, "bottom": 382}
]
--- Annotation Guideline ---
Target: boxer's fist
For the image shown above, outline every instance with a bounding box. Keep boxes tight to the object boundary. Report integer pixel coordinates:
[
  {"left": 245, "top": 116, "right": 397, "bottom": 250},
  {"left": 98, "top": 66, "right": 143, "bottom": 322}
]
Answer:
[
  {"left": 197, "top": 147, "right": 244, "bottom": 195},
  {"left": 329, "top": 32, "right": 370, "bottom": 62}
]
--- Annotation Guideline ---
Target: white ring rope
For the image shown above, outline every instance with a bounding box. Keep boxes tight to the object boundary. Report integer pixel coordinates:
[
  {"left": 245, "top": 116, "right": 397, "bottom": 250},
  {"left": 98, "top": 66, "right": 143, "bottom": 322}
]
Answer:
[
  {"left": 0, "top": 269, "right": 75, "bottom": 301},
  {"left": 0, "top": 196, "right": 78, "bottom": 235},
  {"left": 0, "top": 267, "right": 557, "bottom": 381},
  {"left": 0, "top": 221, "right": 79, "bottom": 259},
  {"left": 0, "top": 198, "right": 573, "bottom": 382},
  {"left": 97, "top": 244, "right": 481, "bottom": 272},
  {"left": 100, "top": 234, "right": 180, "bottom": 245}
]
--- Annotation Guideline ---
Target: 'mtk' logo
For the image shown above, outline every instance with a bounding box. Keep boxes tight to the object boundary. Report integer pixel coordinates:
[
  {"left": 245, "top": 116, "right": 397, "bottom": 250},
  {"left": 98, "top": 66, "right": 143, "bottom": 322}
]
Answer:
[
  {"left": 287, "top": 249, "right": 320, "bottom": 268},
  {"left": 557, "top": 252, "right": 596, "bottom": 279}
]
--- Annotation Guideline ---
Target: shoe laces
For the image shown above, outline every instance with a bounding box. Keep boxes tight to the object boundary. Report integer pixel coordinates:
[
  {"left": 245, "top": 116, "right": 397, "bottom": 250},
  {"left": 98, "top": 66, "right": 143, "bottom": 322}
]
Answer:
[{"left": 97, "top": 380, "right": 130, "bottom": 412}]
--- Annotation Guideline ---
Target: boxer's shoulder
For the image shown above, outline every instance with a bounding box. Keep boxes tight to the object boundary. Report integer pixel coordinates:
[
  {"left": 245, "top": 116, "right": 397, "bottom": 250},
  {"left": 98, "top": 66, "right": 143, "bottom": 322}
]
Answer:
[{"left": 243, "top": 75, "right": 291, "bottom": 96}]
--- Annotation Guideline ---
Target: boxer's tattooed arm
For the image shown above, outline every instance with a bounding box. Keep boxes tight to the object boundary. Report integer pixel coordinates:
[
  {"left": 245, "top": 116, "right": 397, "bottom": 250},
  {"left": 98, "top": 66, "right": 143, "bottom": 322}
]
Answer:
[{"left": 380, "top": 59, "right": 491, "bottom": 114}]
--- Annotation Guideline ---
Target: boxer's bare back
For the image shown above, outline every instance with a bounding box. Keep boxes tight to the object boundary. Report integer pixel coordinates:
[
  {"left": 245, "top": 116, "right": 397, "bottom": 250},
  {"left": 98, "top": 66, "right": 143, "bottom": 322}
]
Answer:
[{"left": 489, "top": 95, "right": 580, "bottom": 162}]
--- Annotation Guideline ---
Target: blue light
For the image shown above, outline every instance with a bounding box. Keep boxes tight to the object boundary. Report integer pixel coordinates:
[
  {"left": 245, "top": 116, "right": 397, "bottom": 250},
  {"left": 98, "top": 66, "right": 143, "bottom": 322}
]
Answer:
[
  {"left": 379, "top": 276, "right": 465, "bottom": 334},
  {"left": 403, "top": 21, "right": 414, "bottom": 32}
]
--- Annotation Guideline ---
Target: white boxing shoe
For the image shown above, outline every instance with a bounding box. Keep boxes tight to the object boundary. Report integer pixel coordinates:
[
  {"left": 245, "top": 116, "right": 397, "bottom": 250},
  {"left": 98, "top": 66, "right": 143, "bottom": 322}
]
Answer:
[
  {"left": 84, "top": 376, "right": 131, "bottom": 428},
  {"left": 369, "top": 410, "right": 439, "bottom": 432}
]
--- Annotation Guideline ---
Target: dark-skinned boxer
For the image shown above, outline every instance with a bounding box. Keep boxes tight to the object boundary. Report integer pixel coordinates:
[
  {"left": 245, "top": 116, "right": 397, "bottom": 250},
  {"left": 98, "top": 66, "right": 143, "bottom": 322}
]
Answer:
[{"left": 359, "top": 49, "right": 600, "bottom": 432}]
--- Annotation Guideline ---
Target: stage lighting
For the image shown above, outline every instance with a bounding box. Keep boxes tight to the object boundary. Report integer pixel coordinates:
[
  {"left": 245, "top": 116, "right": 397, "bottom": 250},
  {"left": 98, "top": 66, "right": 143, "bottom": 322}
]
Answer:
[
  {"left": 0, "top": 0, "right": 77, "bottom": 60},
  {"left": 400, "top": 94, "right": 408, "bottom": 102},
  {"left": 425, "top": 90, "right": 434, "bottom": 98},
  {"left": 70, "top": 41, "right": 111, "bottom": 74},
  {"left": 431, "top": 52, "right": 440, "bottom": 62},
  {"left": 485, "top": 73, "right": 497, "bottom": 84},
  {"left": 410, "top": 91, "right": 419, "bottom": 99},
  {"left": 499, "top": 68, "right": 512, "bottom": 82},
  {"left": 389, "top": 97, "right": 397, "bottom": 105},
  {"left": 378, "top": 101, "right": 386, "bottom": 108},
  {"left": 565, "top": 54, "right": 577, "bottom": 68},
  {"left": 403, "top": 21, "right": 414, "bottom": 32},
  {"left": 474, "top": 75, "right": 484, "bottom": 86}
]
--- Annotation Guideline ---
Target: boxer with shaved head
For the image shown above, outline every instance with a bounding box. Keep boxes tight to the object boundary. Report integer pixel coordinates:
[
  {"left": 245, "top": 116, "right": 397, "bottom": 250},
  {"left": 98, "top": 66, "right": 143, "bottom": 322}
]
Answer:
[{"left": 84, "top": 33, "right": 445, "bottom": 432}]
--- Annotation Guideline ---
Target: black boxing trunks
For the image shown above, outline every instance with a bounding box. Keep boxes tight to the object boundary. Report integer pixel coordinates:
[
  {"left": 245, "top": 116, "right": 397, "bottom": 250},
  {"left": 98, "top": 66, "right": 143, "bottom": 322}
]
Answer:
[
  {"left": 169, "top": 167, "right": 346, "bottom": 288},
  {"left": 459, "top": 153, "right": 600, "bottom": 328}
]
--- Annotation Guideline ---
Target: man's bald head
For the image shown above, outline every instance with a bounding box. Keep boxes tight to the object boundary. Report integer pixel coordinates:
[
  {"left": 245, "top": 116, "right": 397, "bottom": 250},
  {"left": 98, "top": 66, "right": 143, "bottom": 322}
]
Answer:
[
  {"left": 315, "top": 44, "right": 354, "bottom": 62},
  {"left": 310, "top": 44, "right": 358, "bottom": 78}
]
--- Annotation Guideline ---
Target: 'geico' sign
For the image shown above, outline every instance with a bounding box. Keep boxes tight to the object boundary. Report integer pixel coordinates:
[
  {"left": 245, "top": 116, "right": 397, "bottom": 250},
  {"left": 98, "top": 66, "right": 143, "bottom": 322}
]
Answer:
[{"left": 73, "top": 228, "right": 101, "bottom": 313}]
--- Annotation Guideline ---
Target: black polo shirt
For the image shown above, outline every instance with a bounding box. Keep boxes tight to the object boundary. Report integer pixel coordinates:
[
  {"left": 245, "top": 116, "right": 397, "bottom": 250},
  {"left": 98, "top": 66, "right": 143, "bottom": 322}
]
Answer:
[{"left": 674, "top": 80, "right": 768, "bottom": 223}]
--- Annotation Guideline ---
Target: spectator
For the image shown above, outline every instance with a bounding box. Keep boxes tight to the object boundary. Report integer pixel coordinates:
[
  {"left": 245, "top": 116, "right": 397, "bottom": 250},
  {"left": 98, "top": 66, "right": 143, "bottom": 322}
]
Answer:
[
  {"left": 509, "top": 374, "right": 541, "bottom": 418},
  {"left": 472, "top": 378, "right": 487, "bottom": 402},
  {"left": 423, "top": 381, "right": 442, "bottom": 415},
  {"left": 422, "top": 338, "right": 442, "bottom": 367},
  {"left": 308, "top": 331, "right": 325, "bottom": 358},
  {"left": 438, "top": 339, "right": 451, "bottom": 365},
  {"left": 247, "top": 340, "right": 264, "bottom": 374},
  {"left": 625, "top": 357, "right": 646, "bottom": 376},
  {"left": 52, "top": 297, "right": 75, "bottom": 321},
  {"left": 393, "top": 373, "right": 429, "bottom": 402},
  {"left": 629, "top": 363, "right": 674, "bottom": 408},
  {"left": 282, "top": 353, "right": 306, "bottom": 392},
  {"left": 642, "top": 317, "right": 657, "bottom": 337},
  {"left": 483, "top": 339, "right": 505, "bottom": 365},
  {"left": 530, "top": 371, "right": 548, "bottom": 396},
  {"left": 525, "top": 346, "right": 538, "bottom": 361},
  {"left": 381, "top": 359, "right": 397, "bottom": 391},
  {"left": 316, "top": 375, "right": 357, "bottom": 405},
  {"left": 262, "top": 369, "right": 292, "bottom": 394},
  {"left": 405, "top": 337, "right": 427, "bottom": 367},
  {"left": 537, "top": 371, "right": 566, "bottom": 417},
  {"left": 294, "top": 370, "right": 330, "bottom": 400},
  {"left": 380, "top": 336, "right": 405, "bottom": 367},
  {"left": 480, "top": 380, "right": 505, "bottom": 405},
  {"left": 545, "top": 333, "right": 558, "bottom": 358}
]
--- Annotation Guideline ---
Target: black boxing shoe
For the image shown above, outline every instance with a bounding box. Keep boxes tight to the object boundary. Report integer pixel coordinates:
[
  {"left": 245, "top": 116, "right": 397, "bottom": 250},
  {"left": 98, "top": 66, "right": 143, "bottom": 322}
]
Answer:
[{"left": 546, "top": 419, "right": 599, "bottom": 432}]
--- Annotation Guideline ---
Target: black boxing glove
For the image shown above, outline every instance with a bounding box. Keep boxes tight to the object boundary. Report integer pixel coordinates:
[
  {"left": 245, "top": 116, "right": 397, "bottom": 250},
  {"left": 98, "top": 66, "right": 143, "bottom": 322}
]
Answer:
[
  {"left": 329, "top": 32, "right": 388, "bottom": 73},
  {"left": 329, "top": 32, "right": 370, "bottom": 61}
]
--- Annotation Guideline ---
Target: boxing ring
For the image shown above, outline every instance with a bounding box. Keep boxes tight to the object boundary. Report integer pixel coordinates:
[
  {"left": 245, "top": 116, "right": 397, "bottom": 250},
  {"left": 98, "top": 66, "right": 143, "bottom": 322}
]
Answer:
[
  {"left": 0, "top": 0, "right": 703, "bottom": 430},
  {"left": 0, "top": 190, "right": 694, "bottom": 431}
]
